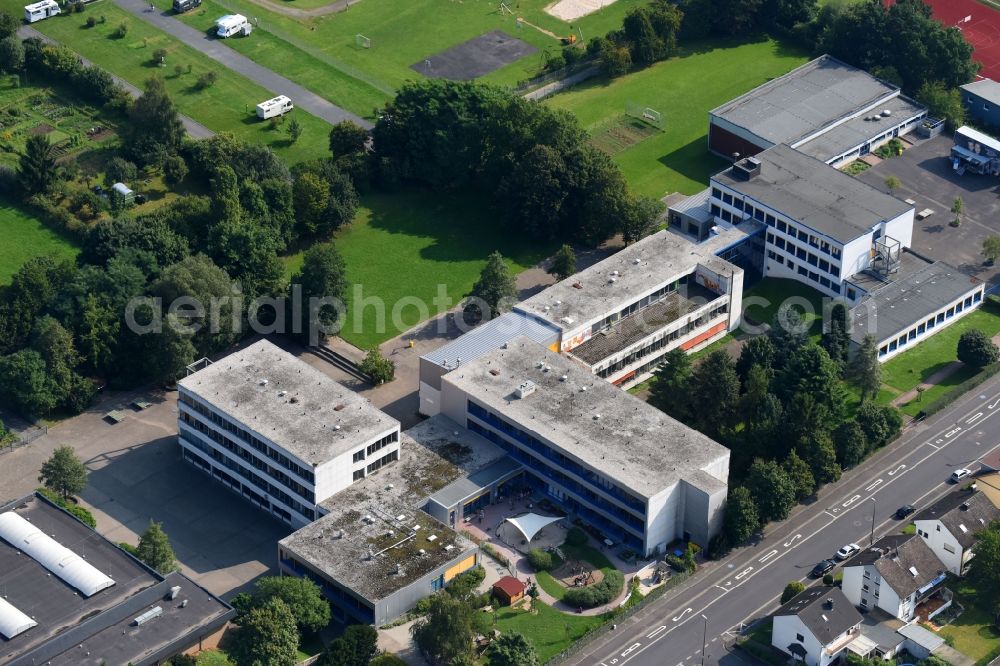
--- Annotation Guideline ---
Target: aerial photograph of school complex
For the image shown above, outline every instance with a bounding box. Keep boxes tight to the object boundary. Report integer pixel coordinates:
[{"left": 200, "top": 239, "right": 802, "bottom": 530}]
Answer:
[{"left": 3, "top": 0, "right": 1000, "bottom": 663}]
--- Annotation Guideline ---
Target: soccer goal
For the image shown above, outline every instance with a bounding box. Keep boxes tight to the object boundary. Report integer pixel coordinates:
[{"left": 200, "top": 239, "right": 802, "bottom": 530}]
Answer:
[
  {"left": 625, "top": 102, "right": 665, "bottom": 130},
  {"left": 355, "top": 33, "right": 371, "bottom": 49}
]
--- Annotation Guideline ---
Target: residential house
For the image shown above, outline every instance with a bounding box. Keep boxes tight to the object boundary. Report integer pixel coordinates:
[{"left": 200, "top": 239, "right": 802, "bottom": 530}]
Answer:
[
  {"left": 913, "top": 489, "right": 1000, "bottom": 574},
  {"left": 772, "top": 587, "right": 863, "bottom": 666}
]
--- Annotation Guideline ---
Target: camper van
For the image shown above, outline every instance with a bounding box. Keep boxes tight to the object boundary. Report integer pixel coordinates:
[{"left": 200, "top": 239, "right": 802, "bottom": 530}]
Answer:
[
  {"left": 214, "top": 14, "right": 250, "bottom": 38},
  {"left": 256, "top": 96, "right": 294, "bottom": 120},
  {"left": 172, "top": 0, "right": 201, "bottom": 12},
  {"left": 23, "top": 0, "right": 59, "bottom": 23}
]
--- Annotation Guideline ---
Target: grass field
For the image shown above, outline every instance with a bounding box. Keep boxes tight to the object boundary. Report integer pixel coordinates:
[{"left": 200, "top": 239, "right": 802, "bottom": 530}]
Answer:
[
  {"left": 6, "top": 4, "right": 330, "bottom": 164},
  {"left": 0, "top": 201, "right": 80, "bottom": 285},
  {"left": 937, "top": 581, "right": 1000, "bottom": 662},
  {"left": 494, "top": 599, "right": 608, "bottom": 662},
  {"left": 163, "top": 0, "right": 645, "bottom": 96},
  {"left": 545, "top": 39, "right": 808, "bottom": 197},
  {"left": 281, "top": 190, "right": 553, "bottom": 348},
  {"left": 741, "top": 278, "right": 825, "bottom": 341}
]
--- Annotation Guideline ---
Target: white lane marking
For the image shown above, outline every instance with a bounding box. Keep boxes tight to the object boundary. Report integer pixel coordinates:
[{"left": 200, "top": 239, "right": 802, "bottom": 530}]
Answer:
[
  {"left": 990, "top": 397, "right": 1000, "bottom": 409},
  {"left": 865, "top": 479, "right": 883, "bottom": 492},
  {"left": 824, "top": 510, "right": 837, "bottom": 518},
  {"left": 967, "top": 412, "right": 984, "bottom": 424},
  {"left": 887, "top": 464, "right": 906, "bottom": 476},
  {"left": 842, "top": 494, "right": 861, "bottom": 508},
  {"left": 945, "top": 427, "right": 962, "bottom": 438},
  {"left": 714, "top": 584, "right": 730, "bottom": 593},
  {"left": 621, "top": 643, "right": 641, "bottom": 657},
  {"left": 783, "top": 534, "right": 802, "bottom": 548},
  {"left": 758, "top": 549, "right": 778, "bottom": 564},
  {"left": 672, "top": 608, "right": 693, "bottom": 622},
  {"left": 734, "top": 567, "right": 753, "bottom": 580},
  {"left": 646, "top": 626, "right": 667, "bottom": 639}
]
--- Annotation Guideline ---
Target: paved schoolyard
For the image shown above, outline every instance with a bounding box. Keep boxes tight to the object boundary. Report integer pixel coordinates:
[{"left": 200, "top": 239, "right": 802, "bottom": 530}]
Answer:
[
  {"left": 857, "top": 134, "right": 1000, "bottom": 285},
  {"left": 0, "top": 384, "right": 291, "bottom": 599}
]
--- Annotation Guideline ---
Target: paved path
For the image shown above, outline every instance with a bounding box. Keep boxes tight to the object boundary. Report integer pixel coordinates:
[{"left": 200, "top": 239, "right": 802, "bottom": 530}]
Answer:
[
  {"left": 891, "top": 330, "right": 1000, "bottom": 407},
  {"left": 112, "top": 0, "right": 372, "bottom": 129},
  {"left": 234, "top": 0, "right": 360, "bottom": 19},
  {"left": 18, "top": 25, "right": 214, "bottom": 139}
]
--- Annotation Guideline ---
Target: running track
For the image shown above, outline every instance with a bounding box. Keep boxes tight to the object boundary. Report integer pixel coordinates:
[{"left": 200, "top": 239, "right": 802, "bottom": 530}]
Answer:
[{"left": 924, "top": 0, "right": 1000, "bottom": 80}]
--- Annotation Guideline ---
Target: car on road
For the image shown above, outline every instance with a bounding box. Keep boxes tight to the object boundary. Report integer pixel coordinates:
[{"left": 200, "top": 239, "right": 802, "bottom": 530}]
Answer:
[
  {"left": 810, "top": 560, "right": 836, "bottom": 578},
  {"left": 950, "top": 468, "right": 972, "bottom": 483},
  {"left": 835, "top": 543, "right": 861, "bottom": 561},
  {"left": 895, "top": 505, "right": 915, "bottom": 519}
]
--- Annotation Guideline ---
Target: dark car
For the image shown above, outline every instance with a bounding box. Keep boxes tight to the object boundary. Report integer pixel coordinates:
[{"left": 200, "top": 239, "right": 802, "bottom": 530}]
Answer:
[
  {"left": 135, "top": 193, "right": 148, "bottom": 204},
  {"left": 172, "top": 0, "right": 201, "bottom": 12},
  {"left": 895, "top": 505, "right": 915, "bottom": 519},
  {"left": 810, "top": 560, "right": 836, "bottom": 578}
]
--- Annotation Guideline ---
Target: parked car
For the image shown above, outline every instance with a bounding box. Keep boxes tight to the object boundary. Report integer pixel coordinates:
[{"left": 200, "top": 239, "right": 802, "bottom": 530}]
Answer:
[
  {"left": 894, "top": 505, "right": 915, "bottom": 519},
  {"left": 810, "top": 560, "right": 836, "bottom": 578},
  {"left": 950, "top": 468, "right": 972, "bottom": 483},
  {"left": 135, "top": 193, "right": 148, "bottom": 204},
  {"left": 835, "top": 543, "right": 861, "bottom": 561}
]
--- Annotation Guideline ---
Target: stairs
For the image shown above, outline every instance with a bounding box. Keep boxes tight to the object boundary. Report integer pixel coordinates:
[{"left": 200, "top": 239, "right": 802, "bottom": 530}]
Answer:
[{"left": 307, "top": 345, "right": 372, "bottom": 384}]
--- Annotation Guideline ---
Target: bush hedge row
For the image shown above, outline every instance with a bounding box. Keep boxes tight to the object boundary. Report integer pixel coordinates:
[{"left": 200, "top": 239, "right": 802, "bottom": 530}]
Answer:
[{"left": 563, "top": 569, "right": 624, "bottom": 609}]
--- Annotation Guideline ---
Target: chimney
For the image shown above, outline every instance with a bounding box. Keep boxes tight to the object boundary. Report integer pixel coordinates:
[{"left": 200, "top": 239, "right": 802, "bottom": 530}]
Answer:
[
  {"left": 823, "top": 598, "right": 834, "bottom": 611},
  {"left": 731, "top": 156, "right": 762, "bottom": 181}
]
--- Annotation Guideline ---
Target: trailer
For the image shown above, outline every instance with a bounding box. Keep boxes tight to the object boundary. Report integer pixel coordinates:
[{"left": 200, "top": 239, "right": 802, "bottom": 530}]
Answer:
[
  {"left": 172, "top": 0, "right": 201, "bottom": 12},
  {"left": 255, "top": 95, "right": 294, "bottom": 120},
  {"left": 214, "top": 14, "right": 250, "bottom": 38},
  {"left": 23, "top": 0, "right": 59, "bottom": 23},
  {"left": 951, "top": 125, "right": 1000, "bottom": 177}
]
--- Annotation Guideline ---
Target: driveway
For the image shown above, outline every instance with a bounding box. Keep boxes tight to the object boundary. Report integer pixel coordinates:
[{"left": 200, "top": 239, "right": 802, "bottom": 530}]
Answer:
[
  {"left": 858, "top": 134, "right": 1000, "bottom": 285},
  {"left": 113, "top": 0, "right": 372, "bottom": 129},
  {"left": 17, "top": 25, "right": 214, "bottom": 139}
]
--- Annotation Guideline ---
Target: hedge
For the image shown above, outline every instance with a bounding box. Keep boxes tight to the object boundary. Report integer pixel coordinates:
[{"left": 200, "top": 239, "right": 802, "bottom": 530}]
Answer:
[
  {"left": 563, "top": 569, "right": 624, "bottom": 609},
  {"left": 36, "top": 487, "right": 97, "bottom": 528},
  {"left": 917, "top": 361, "right": 1000, "bottom": 419},
  {"left": 528, "top": 548, "right": 553, "bottom": 571}
]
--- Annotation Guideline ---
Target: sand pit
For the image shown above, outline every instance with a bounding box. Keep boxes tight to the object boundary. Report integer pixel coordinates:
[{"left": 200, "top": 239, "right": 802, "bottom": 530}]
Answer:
[{"left": 545, "top": 0, "right": 619, "bottom": 21}]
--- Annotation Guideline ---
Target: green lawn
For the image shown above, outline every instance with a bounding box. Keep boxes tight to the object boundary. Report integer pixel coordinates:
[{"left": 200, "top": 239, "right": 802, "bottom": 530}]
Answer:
[
  {"left": 494, "top": 599, "right": 608, "bottom": 662},
  {"left": 0, "top": 201, "right": 80, "bottom": 285},
  {"left": 281, "top": 190, "right": 553, "bottom": 349},
  {"left": 561, "top": 541, "right": 615, "bottom": 571},
  {"left": 6, "top": 4, "right": 330, "bottom": 164},
  {"left": 937, "top": 581, "right": 1000, "bottom": 662},
  {"left": 740, "top": 278, "right": 825, "bottom": 340},
  {"left": 535, "top": 570, "right": 567, "bottom": 600},
  {"left": 544, "top": 39, "right": 808, "bottom": 197},
  {"left": 880, "top": 303, "right": 1000, "bottom": 395}
]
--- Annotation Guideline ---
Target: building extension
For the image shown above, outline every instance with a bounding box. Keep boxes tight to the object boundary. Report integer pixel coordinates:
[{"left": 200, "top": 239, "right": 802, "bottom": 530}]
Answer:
[
  {"left": 709, "top": 55, "right": 926, "bottom": 167},
  {"left": 771, "top": 587, "right": 863, "bottom": 666},
  {"left": 0, "top": 493, "right": 232, "bottom": 666},
  {"left": 913, "top": 489, "right": 1000, "bottom": 575},
  {"left": 960, "top": 78, "right": 1000, "bottom": 128},
  {"left": 178, "top": 339, "right": 401, "bottom": 528},
  {"left": 951, "top": 125, "right": 1000, "bottom": 176},
  {"left": 437, "top": 336, "right": 730, "bottom": 554}
]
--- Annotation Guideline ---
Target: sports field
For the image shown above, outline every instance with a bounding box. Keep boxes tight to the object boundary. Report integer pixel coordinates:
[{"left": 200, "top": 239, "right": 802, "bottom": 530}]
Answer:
[
  {"left": 282, "top": 191, "right": 553, "bottom": 348},
  {"left": 1, "top": 3, "right": 330, "bottom": 164},
  {"left": 545, "top": 39, "right": 809, "bottom": 197},
  {"left": 921, "top": 0, "right": 1000, "bottom": 80},
  {"left": 0, "top": 201, "right": 79, "bottom": 285}
]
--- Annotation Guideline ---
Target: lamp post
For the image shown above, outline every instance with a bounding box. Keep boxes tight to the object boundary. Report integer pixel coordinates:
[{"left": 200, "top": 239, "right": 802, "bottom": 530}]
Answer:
[
  {"left": 869, "top": 497, "right": 876, "bottom": 546},
  {"left": 700, "top": 614, "right": 709, "bottom": 666}
]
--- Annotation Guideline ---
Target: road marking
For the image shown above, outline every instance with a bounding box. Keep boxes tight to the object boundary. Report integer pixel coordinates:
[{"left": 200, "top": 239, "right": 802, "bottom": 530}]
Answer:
[
  {"left": 990, "top": 397, "right": 1000, "bottom": 409},
  {"left": 734, "top": 566, "right": 753, "bottom": 580},
  {"left": 646, "top": 626, "right": 667, "bottom": 639},
  {"left": 842, "top": 494, "right": 861, "bottom": 508},
  {"left": 714, "top": 584, "right": 730, "bottom": 593},
  {"left": 865, "top": 479, "right": 883, "bottom": 492},
  {"left": 758, "top": 549, "right": 778, "bottom": 563},
  {"left": 824, "top": 510, "right": 837, "bottom": 518},
  {"left": 887, "top": 464, "right": 906, "bottom": 476},
  {"left": 783, "top": 534, "right": 802, "bottom": 547},
  {"left": 966, "top": 412, "right": 984, "bottom": 424},
  {"left": 945, "top": 427, "right": 962, "bottom": 438},
  {"left": 621, "top": 643, "right": 641, "bottom": 657},
  {"left": 672, "top": 608, "right": 693, "bottom": 622}
]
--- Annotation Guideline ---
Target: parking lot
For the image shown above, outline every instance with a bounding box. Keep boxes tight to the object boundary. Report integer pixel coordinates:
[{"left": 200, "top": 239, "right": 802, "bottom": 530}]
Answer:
[{"left": 858, "top": 134, "right": 1000, "bottom": 286}]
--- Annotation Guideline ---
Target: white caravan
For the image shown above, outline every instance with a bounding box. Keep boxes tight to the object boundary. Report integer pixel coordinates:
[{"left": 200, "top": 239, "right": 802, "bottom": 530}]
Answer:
[
  {"left": 24, "top": 0, "right": 60, "bottom": 23},
  {"left": 214, "top": 14, "right": 250, "bottom": 38},
  {"left": 256, "top": 95, "right": 294, "bottom": 120}
]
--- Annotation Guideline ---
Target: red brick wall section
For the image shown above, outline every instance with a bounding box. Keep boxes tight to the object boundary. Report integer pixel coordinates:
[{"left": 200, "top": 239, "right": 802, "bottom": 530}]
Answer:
[
  {"left": 708, "top": 122, "right": 768, "bottom": 159},
  {"left": 680, "top": 322, "right": 728, "bottom": 351}
]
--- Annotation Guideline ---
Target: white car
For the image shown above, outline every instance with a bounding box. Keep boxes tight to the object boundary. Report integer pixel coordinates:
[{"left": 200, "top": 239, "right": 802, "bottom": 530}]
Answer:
[
  {"left": 835, "top": 543, "right": 861, "bottom": 561},
  {"left": 950, "top": 468, "right": 972, "bottom": 483}
]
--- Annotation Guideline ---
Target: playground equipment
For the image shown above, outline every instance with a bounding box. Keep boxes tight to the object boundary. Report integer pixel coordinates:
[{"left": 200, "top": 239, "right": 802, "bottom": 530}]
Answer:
[{"left": 355, "top": 33, "right": 371, "bottom": 49}]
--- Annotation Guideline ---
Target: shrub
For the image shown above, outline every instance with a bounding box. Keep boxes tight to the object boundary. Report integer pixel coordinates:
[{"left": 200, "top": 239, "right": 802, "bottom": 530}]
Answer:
[
  {"left": 85, "top": 15, "right": 96, "bottom": 27},
  {"left": 565, "top": 527, "right": 588, "bottom": 547},
  {"left": 72, "top": 1, "right": 84, "bottom": 13},
  {"left": 152, "top": 48, "right": 168, "bottom": 65},
  {"left": 195, "top": 71, "right": 218, "bottom": 90},
  {"left": 481, "top": 543, "right": 509, "bottom": 566},
  {"left": 114, "top": 20, "right": 129, "bottom": 38},
  {"left": 665, "top": 554, "right": 685, "bottom": 572},
  {"left": 957, "top": 329, "right": 999, "bottom": 368},
  {"left": 822, "top": 573, "right": 834, "bottom": 586},
  {"left": 446, "top": 566, "right": 485, "bottom": 599},
  {"left": 527, "top": 548, "right": 553, "bottom": 571},
  {"left": 563, "top": 569, "right": 624, "bottom": 609},
  {"left": 413, "top": 595, "right": 434, "bottom": 615},
  {"left": 36, "top": 487, "right": 97, "bottom": 528}
]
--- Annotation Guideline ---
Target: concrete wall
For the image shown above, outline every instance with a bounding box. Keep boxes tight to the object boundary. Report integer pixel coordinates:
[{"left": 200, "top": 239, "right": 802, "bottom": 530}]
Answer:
[
  {"left": 964, "top": 90, "right": 1000, "bottom": 129},
  {"left": 374, "top": 548, "right": 479, "bottom": 625},
  {"left": 644, "top": 484, "right": 681, "bottom": 555},
  {"left": 883, "top": 209, "right": 915, "bottom": 252},
  {"left": 915, "top": 520, "right": 964, "bottom": 575},
  {"left": 313, "top": 425, "right": 399, "bottom": 503},
  {"left": 772, "top": 615, "right": 839, "bottom": 666},
  {"left": 680, "top": 480, "right": 725, "bottom": 549},
  {"left": 708, "top": 115, "right": 771, "bottom": 159},
  {"left": 875, "top": 286, "right": 984, "bottom": 363}
]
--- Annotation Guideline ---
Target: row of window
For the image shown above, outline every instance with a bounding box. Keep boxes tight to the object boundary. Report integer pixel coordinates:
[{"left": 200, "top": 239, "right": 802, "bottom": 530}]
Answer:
[
  {"left": 180, "top": 394, "right": 315, "bottom": 482},
  {"left": 351, "top": 431, "right": 398, "bottom": 463},
  {"left": 767, "top": 252, "right": 844, "bottom": 294},
  {"left": 591, "top": 278, "right": 686, "bottom": 335},
  {"left": 183, "top": 449, "right": 292, "bottom": 523},
  {"left": 367, "top": 449, "right": 399, "bottom": 474},
  {"left": 766, "top": 233, "right": 841, "bottom": 278},
  {"left": 877, "top": 293, "right": 980, "bottom": 356},
  {"left": 181, "top": 413, "right": 314, "bottom": 503}
]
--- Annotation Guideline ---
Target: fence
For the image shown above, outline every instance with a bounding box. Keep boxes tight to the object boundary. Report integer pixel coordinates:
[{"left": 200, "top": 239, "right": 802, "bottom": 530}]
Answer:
[
  {"left": 0, "top": 423, "right": 47, "bottom": 455},
  {"left": 916, "top": 361, "right": 1000, "bottom": 419}
]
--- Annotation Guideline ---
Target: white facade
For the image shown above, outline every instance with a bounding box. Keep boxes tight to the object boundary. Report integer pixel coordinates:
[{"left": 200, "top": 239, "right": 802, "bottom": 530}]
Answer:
[
  {"left": 914, "top": 520, "right": 967, "bottom": 575},
  {"left": 872, "top": 287, "right": 985, "bottom": 362},
  {"left": 841, "top": 564, "right": 914, "bottom": 621},
  {"left": 23, "top": 0, "right": 59, "bottom": 22},
  {"left": 772, "top": 614, "right": 856, "bottom": 666}
]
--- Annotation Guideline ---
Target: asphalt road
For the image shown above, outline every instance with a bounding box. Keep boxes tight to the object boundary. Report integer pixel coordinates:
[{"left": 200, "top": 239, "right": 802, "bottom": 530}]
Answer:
[
  {"left": 566, "top": 375, "right": 1000, "bottom": 666},
  {"left": 17, "top": 25, "right": 214, "bottom": 139},
  {"left": 113, "top": 0, "right": 372, "bottom": 129}
]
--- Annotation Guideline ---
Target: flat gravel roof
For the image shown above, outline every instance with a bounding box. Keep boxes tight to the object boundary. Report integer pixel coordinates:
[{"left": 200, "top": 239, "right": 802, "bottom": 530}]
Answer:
[{"left": 796, "top": 95, "right": 925, "bottom": 163}]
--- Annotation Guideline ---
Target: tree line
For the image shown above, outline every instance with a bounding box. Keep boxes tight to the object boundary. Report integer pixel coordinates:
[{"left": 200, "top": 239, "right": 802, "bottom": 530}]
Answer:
[{"left": 648, "top": 307, "right": 901, "bottom": 554}]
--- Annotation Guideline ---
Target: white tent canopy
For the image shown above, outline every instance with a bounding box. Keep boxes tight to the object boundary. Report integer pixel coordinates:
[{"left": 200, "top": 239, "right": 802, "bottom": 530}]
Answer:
[{"left": 501, "top": 513, "right": 562, "bottom": 543}]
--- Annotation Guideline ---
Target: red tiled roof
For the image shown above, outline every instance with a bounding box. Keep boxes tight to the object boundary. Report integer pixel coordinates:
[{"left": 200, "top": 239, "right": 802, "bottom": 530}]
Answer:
[{"left": 493, "top": 576, "right": 525, "bottom": 597}]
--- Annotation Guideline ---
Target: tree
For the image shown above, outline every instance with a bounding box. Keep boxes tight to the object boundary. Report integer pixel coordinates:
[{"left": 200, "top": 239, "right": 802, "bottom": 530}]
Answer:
[
  {"left": 122, "top": 76, "right": 185, "bottom": 164},
  {"left": 411, "top": 593, "right": 476, "bottom": 665},
  {"left": 153, "top": 254, "right": 241, "bottom": 357},
  {"left": 321, "top": 625, "right": 378, "bottom": 666},
  {"left": 244, "top": 575, "right": 331, "bottom": 634},
  {"left": 0, "top": 36, "right": 24, "bottom": 72},
  {"left": 723, "top": 486, "right": 759, "bottom": 546},
  {"left": 162, "top": 154, "right": 188, "bottom": 186},
  {"left": 984, "top": 235, "right": 1000, "bottom": 265},
  {"left": 82, "top": 216, "right": 190, "bottom": 268},
  {"left": 822, "top": 303, "right": 850, "bottom": 368},
  {"left": 465, "top": 252, "right": 517, "bottom": 321},
  {"left": 780, "top": 580, "right": 806, "bottom": 604},
  {"left": 833, "top": 421, "right": 867, "bottom": 469},
  {"left": 136, "top": 520, "right": 177, "bottom": 573},
  {"left": 623, "top": 7, "right": 664, "bottom": 67},
  {"left": 78, "top": 293, "right": 119, "bottom": 375},
  {"left": 360, "top": 347, "right": 395, "bottom": 385},
  {"left": 775, "top": 344, "right": 843, "bottom": 420},
  {"left": 292, "top": 172, "right": 331, "bottom": 238},
  {"left": 619, "top": 195, "right": 663, "bottom": 246},
  {"left": 39, "top": 446, "right": 88, "bottom": 500},
  {"left": 329, "top": 120, "right": 369, "bottom": 159},
  {"left": 289, "top": 242, "right": 347, "bottom": 343},
  {"left": 0, "top": 11, "right": 18, "bottom": 40},
  {"left": 18, "top": 133, "right": 58, "bottom": 194},
  {"left": 801, "top": 431, "right": 841, "bottom": 485},
  {"left": 848, "top": 334, "right": 882, "bottom": 402},
  {"left": 884, "top": 175, "right": 901, "bottom": 195},
  {"left": 746, "top": 459, "right": 796, "bottom": 523},
  {"left": 0, "top": 350, "right": 59, "bottom": 416},
  {"left": 957, "top": 329, "right": 999, "bottom": 368},
  {"left": 856, "top": 401, "right": 901, "bottom": 452},
  {"left": 917, "top": 80, "right": 966, "bottom": 130},
  {"left": 736, "top": 335, "right": 775, "bottom": 386},
  {"left": 548, "top": 244, "right": 577, "bottom": 282},
  {"left": 783, "top": 450, "right": 815, "bottom": 500},
  {"left": 104, "top": 157, "right": 138, "bottom": 187},
  {"left": 287, "top": 117, "right": 303, "bottom": 144},
  {"left": 688, "top": 350, "right": 740, "bottom": 438},
  {"left": 230, "top": 597, "right": 299, "bottom": 666},
  {"left": 965, "top": 521, "right": 1000, "bottom": 621},
  {"left": 487, "top": 632, "right": 539, "bottom": 666},
  {"left": 370, "top": 656, "right": 408, "bottom": 666},
  {"left": 647, "top": 347, "right": 693, "bottom": 423},
  {"left": 599, "top": 41, "right": 632, "bottom": 77}
]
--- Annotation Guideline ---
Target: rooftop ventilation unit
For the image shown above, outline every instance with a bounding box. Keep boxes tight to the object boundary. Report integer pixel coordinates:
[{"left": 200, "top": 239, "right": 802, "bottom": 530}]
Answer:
[
  {"left": 428, "top": 535, "right": 438, "bottom": 542},
  {"left": 516, "top": 381, "right": 536, "bottom": 399},
  {"left": 731, "top": 156, "right": 762, "bottom": 181},
  {"left": 419, "top": 549, "right": 426, "bottom": 555},
  {"left": 133, "top": 606, "right": 163, "bottom": 626},
  {"left": 168, "top": 586, "right": 182, "bottom": 600},
  {"left": 445, "top": 544, "right": 455, "bottom": 551},
  {"left": 560, "top": 375, "right": 568, "bottom": 382},
  {"left": 362, "top": 515, "right": 374, "bottom": 524},
  {"left": 608, "top": 277, "right": 617, "bottom": 284},
  {"left": 259, "top": 379, "right": 268, "bottom": 386},
  {"left": 277, "top": 390, "right": 287, "bottom": 398},
  {"left": 633, "top": 258, "right": 641, "bottom": 265},
  {"left": 909, "top": 566, "right": 919, "bottom": 577},
  {"left": 882, "top": 109, "right": 891, "bottom": 117},
  {"left": 395, "top": 514, "right": 406, "bottom": 522}
]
